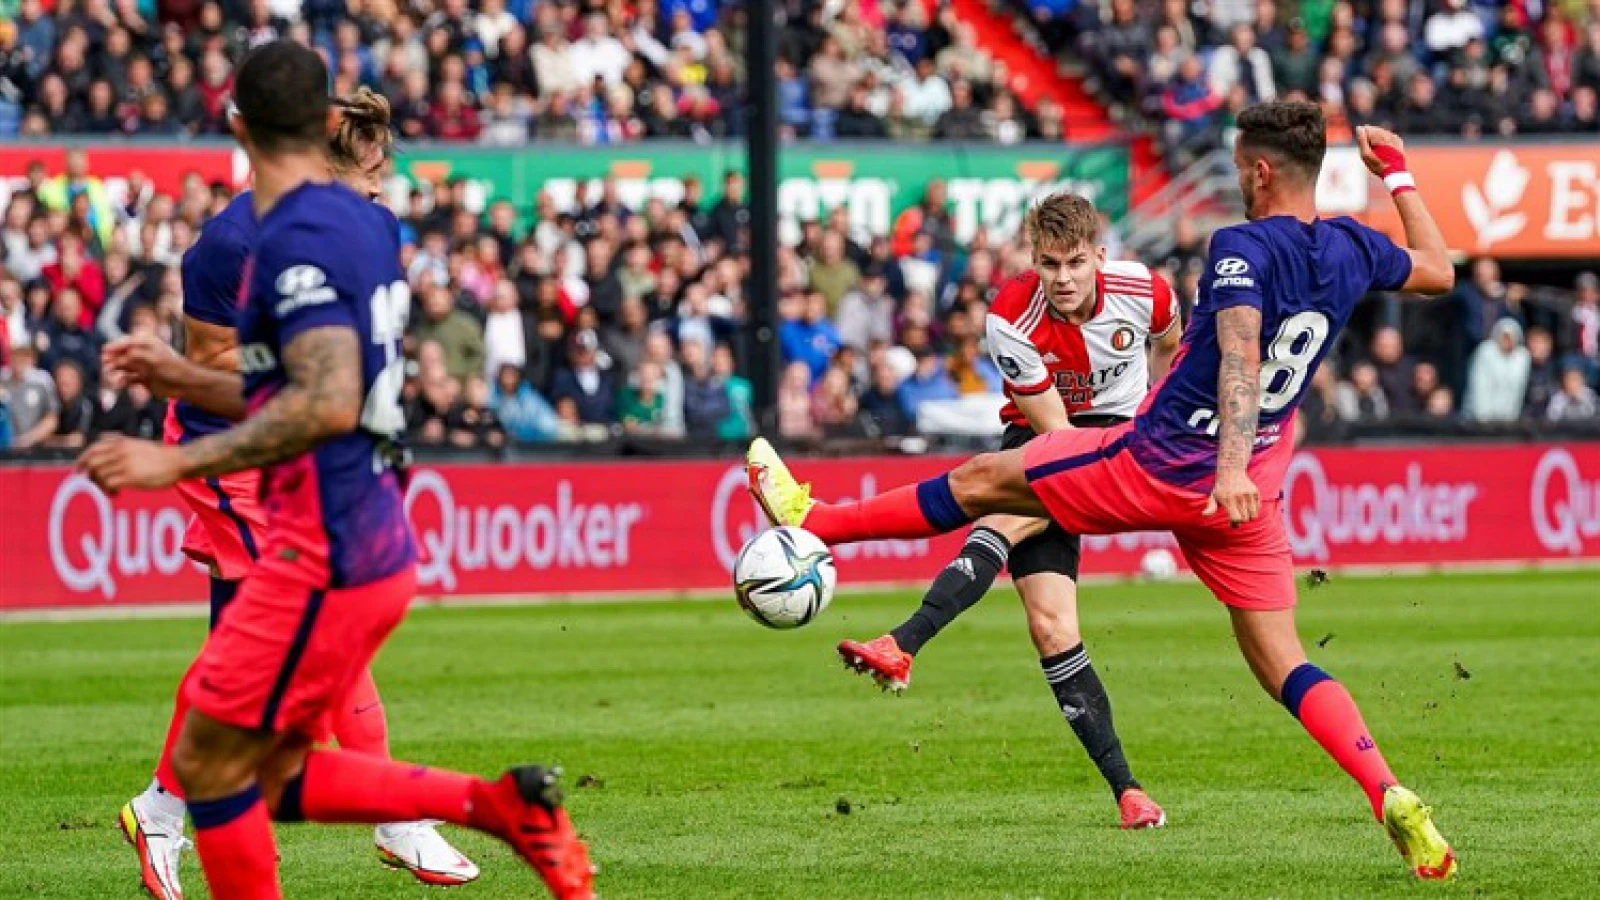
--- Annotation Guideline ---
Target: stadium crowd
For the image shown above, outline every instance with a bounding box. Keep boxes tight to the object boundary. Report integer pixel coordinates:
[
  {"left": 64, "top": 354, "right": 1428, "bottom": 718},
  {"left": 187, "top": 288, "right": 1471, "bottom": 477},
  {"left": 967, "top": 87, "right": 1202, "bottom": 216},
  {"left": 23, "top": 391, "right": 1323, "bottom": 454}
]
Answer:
[
  {"left": 2, "top": 150, "right": 1596, "bottom": 453},
  {"left": 0, "top": 0, "right": 1074, "bottom": 144},
  {"left": 1065, "top": 0, "right": 1600, "bottom": 162}
]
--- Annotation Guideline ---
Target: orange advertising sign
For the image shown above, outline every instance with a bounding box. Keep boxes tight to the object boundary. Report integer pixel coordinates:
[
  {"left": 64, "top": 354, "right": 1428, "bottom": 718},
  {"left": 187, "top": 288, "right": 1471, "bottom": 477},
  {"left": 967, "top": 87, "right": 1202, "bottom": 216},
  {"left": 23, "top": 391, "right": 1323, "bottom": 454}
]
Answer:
[{"left": 1347, "top": 144, "right": 1600, "bottom": 259}]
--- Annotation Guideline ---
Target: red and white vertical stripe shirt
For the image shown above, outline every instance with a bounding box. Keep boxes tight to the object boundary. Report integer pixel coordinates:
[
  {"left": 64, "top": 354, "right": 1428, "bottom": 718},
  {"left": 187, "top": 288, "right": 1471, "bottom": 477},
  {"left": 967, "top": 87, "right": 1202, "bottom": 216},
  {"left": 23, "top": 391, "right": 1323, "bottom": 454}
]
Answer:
[{"left": 985, "top": 262, "right": 1179, "bottom": 428}]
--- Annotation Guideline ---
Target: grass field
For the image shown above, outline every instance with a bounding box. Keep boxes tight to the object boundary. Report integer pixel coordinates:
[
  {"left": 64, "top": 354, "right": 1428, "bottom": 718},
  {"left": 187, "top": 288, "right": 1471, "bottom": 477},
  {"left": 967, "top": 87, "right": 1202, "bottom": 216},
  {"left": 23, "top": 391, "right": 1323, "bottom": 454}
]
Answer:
[{"left": 2, "top": 569, "right": 1598, "bottom": 899}]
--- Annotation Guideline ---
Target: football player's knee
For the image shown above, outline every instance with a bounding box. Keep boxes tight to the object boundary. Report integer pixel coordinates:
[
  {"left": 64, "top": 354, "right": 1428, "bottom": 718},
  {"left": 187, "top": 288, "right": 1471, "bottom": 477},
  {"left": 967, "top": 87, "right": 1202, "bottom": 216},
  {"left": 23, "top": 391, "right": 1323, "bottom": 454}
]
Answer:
[
  {"left": 950, "top": 453, "right": 1010, "bottom": 513},
  {"left": 171, "top": 736, "right": 257, "bottom": 799}
]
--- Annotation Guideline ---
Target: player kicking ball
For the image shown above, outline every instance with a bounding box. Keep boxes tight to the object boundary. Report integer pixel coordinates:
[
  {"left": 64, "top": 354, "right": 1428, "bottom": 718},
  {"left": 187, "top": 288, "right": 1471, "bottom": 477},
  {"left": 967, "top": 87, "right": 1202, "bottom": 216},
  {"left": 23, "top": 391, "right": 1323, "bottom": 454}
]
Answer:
[
  {"left": 82, "top": 42, "right": 593, "bottom": 900},
  {"left": 837, "top": 193, "right": 1178, "bottom": 830},
  {"left": 749, "top": 102, "right": 1457, "bottom": 879},
  {"left": 111, "top": 88, "right": 477, "bottom": 897}
]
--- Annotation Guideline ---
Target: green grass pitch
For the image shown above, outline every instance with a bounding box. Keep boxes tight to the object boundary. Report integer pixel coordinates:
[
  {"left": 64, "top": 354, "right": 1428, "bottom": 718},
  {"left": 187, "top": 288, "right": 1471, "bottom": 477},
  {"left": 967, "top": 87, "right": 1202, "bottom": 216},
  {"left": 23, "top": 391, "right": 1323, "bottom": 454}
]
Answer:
[{"left": 2, "top": 569, "right": 1598, "bottom": 898}]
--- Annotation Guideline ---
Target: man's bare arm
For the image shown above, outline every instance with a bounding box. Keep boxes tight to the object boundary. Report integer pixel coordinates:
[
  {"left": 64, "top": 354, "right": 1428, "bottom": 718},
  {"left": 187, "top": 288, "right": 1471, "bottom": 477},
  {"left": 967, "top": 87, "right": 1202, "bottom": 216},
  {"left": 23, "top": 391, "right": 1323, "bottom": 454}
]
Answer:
[
  {"left": 1215, "top": 305, "right": 1263, "bottom": 473},
  {"left": 183, "top": 317, "right": 240, "bottom": 372},
  {"left": 175, "top": 326, "right": 363, "bottom": 479},
  {"left": 1148, "top": 325, "right": 1182, "bottom": 384}
]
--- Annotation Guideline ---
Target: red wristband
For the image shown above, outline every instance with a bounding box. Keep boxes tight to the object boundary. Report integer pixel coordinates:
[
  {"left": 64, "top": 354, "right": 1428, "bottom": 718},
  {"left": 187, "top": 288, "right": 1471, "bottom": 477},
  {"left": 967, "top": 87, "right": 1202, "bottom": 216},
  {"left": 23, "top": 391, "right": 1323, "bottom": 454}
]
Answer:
[{"left": 1371, "top": 145, "right": 1415, "bottom": 195}]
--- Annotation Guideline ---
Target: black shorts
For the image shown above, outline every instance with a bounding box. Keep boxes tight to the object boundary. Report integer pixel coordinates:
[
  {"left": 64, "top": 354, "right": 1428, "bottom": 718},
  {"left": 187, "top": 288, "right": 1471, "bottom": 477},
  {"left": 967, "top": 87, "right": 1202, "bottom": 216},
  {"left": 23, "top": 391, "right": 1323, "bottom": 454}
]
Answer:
[{"left": 1000, "top": 415, "right": 1130, "bottom": 581}]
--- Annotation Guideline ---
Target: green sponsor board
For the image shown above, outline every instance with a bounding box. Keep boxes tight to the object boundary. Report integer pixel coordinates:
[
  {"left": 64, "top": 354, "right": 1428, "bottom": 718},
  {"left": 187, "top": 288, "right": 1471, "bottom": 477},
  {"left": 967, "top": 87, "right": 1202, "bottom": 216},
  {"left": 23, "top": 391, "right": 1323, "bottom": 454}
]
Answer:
[{"left": 393, "top": 143, "right": 1128, "bottom": 245}]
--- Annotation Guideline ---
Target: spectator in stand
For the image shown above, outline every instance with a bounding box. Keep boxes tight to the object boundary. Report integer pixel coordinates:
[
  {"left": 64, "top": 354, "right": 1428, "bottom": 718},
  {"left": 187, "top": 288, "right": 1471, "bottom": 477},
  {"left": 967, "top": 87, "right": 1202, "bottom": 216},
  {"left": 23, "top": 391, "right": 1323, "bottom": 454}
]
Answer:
[
  {"left": 36, "top": 286, "right": 99, "bottom": 380},
  {"left": 809, "top": 231, "right": 861, "bottom": 312},
  {"left": 619, "top": 359, "right": 669, "bottom": 435},
  {"left": 1548, "top": 365, "right": 1600, "bottom": 420},
  {"left": 835, "top": 265, "right": 896, "bottom": 351},
  {"left": 811, "top": 365, "right": 860, "bottom": 436},
  {"left": 682, "top": 339, "right": 734, "bottom": 439},
  {"left": 1410, "top": 362, "right": 1446, "bottom": 416},
  {"left": 780, "top": 290, "right": 843, "bottom": 381},
  {"left": 41, "top": 234, "right": 105, "bottom": 326},
  {"left": 1335, "top": 360, "right": 1391, "bottom": 422},
  {"left": 43, "top": 358, "right": 91, "bottom": 448},
  {"left": 1425, "top": 386, "right": 1457, "bottom": 419},
  {"left": 1369, "top": 326, "right": 1418, "bottom": 415},
  {"left": 896, "top": 348, "right": 958, "bottom": 425},
  {"left": 1274, "top": 19, "right": 1320, "bottom": 96},
  {"left": 492, "top": 362, "right": 560, "bottom": 444},
  {"left": 858, "top": 359, "right": 910, "bottom": 437},
  {"left": 641, "top": 330, "right": 687, "bottom": 437},
  {"left": 1524, "top": 327, "right": 1561, "bottom": 417},
  {"left": 777, "top": 360, "right": 817, "bottom": 440},
  {"left": 933, "top": 78, "right": 987, "bottom": 139},
  {"left": 1465, "top": 318, "right": 1531, "bottom": 422},
  {"left": 1298, "top": 363, "right": 1345, "bottom": 443},
  {"left": 446, "top": 374, "right": 506, "bottom": 449},
  {"left": 1209, "top": 23, "right": 1276, "bottom": 102},
  {"left": 2, "top": 343, "right": 58, "bottom": 450},
  {"left": 482, "top": 278, "right": 527, "bottom": 380},
  {"left": 550, "top": 328, "right": 618, "bottom": 426},
  {"left": 413, "top": 281, "right": 485, "bottom": 382},
  {"left": 1161, "top": 54, "right": 1222, "bottom": 161},
  {"left": 1572, "top": 272, "right": 1600, "bottom": 385},
  {"left": 947, "top": 336, "right": 1002, "bottom": 394},
  {"left": 711, "top": 342, "right": 754, "bottom": 440}
]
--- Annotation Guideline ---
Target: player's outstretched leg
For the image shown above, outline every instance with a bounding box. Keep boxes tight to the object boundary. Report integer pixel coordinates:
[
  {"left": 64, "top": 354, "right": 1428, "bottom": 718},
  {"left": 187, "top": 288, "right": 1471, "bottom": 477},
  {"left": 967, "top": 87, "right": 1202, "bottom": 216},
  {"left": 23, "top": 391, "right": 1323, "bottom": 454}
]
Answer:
[
  {"left": 747, "top": 438, "right": 1042, "bottom": 541},
  {"left": 1230, "top": 607, "right": 1456, "bottom": 879},
  {"left": 271, "top": 748, "right": 594, "bottom": 899},
  {"left": 332, "top": 668, "right": 481, "bottom": 886},
  {"left": 837, "top": 520, "right": 1017, "bottom": 693}
]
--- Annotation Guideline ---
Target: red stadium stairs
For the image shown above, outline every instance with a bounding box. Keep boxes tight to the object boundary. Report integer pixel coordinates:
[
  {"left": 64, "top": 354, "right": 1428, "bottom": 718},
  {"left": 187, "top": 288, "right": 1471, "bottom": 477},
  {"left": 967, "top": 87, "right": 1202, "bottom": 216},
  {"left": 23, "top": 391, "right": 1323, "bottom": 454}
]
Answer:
[
  {"left": 938, "top": 0, "right": 1116, "bottom": 141},
  {"left": 928, "top": 0, "right": 1172, "bottom": 207}
]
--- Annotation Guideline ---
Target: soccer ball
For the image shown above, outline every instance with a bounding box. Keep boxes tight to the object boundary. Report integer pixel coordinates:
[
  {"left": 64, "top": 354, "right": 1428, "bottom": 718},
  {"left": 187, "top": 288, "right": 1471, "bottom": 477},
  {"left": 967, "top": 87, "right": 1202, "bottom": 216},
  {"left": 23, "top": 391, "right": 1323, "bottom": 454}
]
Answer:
[
  {"left": 733, "top": 526, "right": 837, "bottom": 629},
  {"left": 1140, "top": 548, "right": 1179, "bottom": 580}
]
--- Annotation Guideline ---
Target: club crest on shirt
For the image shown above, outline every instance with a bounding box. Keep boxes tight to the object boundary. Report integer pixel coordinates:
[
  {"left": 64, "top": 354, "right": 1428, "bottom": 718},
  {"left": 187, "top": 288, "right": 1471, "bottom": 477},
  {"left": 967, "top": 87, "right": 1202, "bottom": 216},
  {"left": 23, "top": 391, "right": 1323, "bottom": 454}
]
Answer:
[{"left": 1110, "top": 324, "right": 1138, "bottom": 352}]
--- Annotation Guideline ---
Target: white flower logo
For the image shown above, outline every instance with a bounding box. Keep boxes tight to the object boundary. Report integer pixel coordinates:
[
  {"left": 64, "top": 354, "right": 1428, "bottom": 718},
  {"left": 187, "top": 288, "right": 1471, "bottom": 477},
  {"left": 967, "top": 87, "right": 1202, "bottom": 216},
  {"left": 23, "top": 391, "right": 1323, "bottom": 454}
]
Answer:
[{"left": 1461, "top": 151, "right": 1530, "bottom": 249}]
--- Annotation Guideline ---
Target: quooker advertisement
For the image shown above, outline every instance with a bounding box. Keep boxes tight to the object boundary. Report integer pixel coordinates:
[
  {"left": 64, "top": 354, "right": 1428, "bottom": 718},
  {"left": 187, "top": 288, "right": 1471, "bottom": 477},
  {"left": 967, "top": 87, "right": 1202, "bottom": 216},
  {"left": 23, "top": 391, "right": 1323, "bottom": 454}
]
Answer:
[{"left": 2, "top": 443, "right": 1597, "bottom": 610}]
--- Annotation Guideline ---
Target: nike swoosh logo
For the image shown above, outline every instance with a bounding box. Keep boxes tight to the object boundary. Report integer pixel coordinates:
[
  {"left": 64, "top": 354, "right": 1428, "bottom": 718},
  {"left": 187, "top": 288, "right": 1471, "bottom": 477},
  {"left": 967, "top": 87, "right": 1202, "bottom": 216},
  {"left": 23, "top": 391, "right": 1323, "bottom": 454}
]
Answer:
[{"left": 353, "top": 702, "right": 383, "bottom": 714}]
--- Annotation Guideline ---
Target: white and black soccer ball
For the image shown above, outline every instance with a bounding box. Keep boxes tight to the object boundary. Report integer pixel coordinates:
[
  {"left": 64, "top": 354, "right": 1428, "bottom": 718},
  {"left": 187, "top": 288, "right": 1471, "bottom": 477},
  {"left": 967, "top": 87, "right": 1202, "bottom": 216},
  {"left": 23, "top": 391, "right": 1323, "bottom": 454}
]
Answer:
[{"left": 733, "top": 526, "right": 836, "bottom": 629}]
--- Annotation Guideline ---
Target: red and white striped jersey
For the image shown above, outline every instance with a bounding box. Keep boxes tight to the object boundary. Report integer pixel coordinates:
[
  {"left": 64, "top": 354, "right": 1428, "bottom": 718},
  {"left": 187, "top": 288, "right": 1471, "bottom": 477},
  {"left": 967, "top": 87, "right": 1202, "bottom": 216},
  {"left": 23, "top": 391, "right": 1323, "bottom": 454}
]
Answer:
[{"left": 985, "top": 261, "right": 1179, "bottom": 427}]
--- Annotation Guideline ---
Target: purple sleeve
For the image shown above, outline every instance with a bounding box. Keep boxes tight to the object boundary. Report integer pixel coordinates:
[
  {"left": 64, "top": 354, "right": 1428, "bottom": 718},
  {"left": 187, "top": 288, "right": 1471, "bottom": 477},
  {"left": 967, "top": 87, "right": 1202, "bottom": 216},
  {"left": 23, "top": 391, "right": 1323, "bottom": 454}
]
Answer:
[
  {"left": 179, "top": 219, "right": 251, "bottom": 328},
  {"left": 1354, "top": 222, "right": 1414, "bottom": 292},
  {"left": 252, "top": 228, "right": 360, "bottom": 344},
  {"left": 1201, "top": 227, "right": 1267, "bottom": 312}
]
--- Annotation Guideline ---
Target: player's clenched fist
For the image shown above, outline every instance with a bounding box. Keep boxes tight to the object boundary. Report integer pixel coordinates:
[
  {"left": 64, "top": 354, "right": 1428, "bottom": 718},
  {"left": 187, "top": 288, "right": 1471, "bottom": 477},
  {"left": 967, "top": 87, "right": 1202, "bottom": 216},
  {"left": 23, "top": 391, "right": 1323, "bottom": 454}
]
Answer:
[
  {"left": 78, "top": 436, "right": 185, "bottom": 495},
  {"left": 1205, "top": 468, "right": 1261, "bottom": 526}
]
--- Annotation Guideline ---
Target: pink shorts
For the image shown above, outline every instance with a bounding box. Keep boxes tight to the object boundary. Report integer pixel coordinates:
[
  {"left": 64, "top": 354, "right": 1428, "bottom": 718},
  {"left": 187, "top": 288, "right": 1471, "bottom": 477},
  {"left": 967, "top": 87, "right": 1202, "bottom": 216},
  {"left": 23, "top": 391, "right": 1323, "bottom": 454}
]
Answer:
[
  {"left": 1021, "top": 423, "right": 1295, "bottom": 611},
  {"left": 186, "top": 567, "right": 415, "bottom": 740},
  {"left": 173, "top": 472, "right": 265, "bottom": 581}
]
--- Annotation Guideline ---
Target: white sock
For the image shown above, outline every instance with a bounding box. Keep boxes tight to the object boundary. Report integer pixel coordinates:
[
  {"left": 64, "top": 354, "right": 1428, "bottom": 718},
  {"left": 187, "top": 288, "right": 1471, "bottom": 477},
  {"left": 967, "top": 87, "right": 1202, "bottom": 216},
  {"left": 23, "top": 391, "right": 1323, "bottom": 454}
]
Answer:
[{"left": 138, "top": 777, "right": 188, "bottom": 824}]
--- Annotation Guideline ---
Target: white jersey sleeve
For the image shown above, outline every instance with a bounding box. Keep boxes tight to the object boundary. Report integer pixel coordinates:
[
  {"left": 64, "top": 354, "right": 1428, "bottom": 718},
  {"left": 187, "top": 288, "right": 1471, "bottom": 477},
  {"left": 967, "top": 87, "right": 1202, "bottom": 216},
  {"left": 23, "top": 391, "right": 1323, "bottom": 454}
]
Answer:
[{"left": 985, "top": 313, "right": 1053, "bottom": 395}]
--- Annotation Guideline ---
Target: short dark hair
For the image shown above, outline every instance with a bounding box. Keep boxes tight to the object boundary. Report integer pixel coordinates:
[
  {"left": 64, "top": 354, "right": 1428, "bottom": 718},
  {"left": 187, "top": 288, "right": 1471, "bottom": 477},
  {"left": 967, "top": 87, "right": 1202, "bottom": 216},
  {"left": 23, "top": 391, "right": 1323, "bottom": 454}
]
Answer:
[
  {"left": 234, "top": 41, "right": 329, "bottom": 151},
  {"left": 1236, "top": 101, "right": 1327, "bottom": 181}
]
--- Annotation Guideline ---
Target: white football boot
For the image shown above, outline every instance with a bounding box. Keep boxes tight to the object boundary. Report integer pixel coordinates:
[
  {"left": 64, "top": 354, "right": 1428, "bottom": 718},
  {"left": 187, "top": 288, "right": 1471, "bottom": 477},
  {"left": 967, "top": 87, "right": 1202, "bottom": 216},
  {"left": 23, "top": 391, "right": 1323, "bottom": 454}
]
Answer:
[{"left": 375, "top": 820, "right": 481, "bottom": 886}]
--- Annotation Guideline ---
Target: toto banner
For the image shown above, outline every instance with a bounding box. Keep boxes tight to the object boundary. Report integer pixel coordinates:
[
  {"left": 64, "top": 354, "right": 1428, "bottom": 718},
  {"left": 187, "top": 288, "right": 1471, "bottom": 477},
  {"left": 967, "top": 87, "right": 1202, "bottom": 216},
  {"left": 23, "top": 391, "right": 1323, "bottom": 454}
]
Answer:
[{"left": 2, "top": 444, "right": 1597, "bottom": 610}]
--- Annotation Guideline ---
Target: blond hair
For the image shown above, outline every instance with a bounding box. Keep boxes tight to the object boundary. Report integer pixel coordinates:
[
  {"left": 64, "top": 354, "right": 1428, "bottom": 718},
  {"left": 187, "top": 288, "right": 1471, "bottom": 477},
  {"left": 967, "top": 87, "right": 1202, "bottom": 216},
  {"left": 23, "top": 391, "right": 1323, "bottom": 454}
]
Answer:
[
  {"left": 327, "top": 87, "right": 394, "bottom": 176},
  {"left": 1024, "top": 192, "right": 1101, "bottom": 253}
]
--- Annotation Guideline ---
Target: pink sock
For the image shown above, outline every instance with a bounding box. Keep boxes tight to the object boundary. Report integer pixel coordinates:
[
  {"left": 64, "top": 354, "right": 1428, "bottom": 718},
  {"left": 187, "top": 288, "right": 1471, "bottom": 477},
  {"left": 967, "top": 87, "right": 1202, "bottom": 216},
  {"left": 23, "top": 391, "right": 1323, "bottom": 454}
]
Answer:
[
  {"left": 283, "top": 749, "right": 481, "bottom": 827},
  {"left": 804, "top": 476, "right": 969, "bottom": 544},
  {"left": 331, "top": 668, "right": 389, "bottom": 758},
  {"left": 1284, "top": 665, "right": 1397, "bottom": 820},
  {"left": 189, "top": 786, "right": 281, "bottom": 900}
]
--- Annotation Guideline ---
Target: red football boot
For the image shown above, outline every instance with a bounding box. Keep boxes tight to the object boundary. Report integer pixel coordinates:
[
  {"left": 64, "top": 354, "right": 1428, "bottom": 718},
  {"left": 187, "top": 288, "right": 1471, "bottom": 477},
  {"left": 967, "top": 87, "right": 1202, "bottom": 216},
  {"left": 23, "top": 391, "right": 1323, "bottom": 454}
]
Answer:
[
  {"left": 471, "top": 767, "right": 595, "bottom": 900},
  {"left": 1118, "top": 788, "right": 1167, "bottom": 830},
  {"left": 837, "top": 635, "right": 914, "bottom": 693}
]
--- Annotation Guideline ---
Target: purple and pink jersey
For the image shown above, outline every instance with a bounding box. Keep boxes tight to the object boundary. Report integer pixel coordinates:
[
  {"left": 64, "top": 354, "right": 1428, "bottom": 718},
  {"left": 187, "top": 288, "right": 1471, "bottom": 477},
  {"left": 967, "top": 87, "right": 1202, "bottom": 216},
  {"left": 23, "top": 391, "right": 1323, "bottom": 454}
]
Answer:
[
  {"left": 166, "top": 192, "right": 257, "bottom": 444},
  {"left": 236, "top": 182, "right": 415, "bottom": 589},
  {"left": 1128, "top": 216, "right": 1413, "bottom": 498}
]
